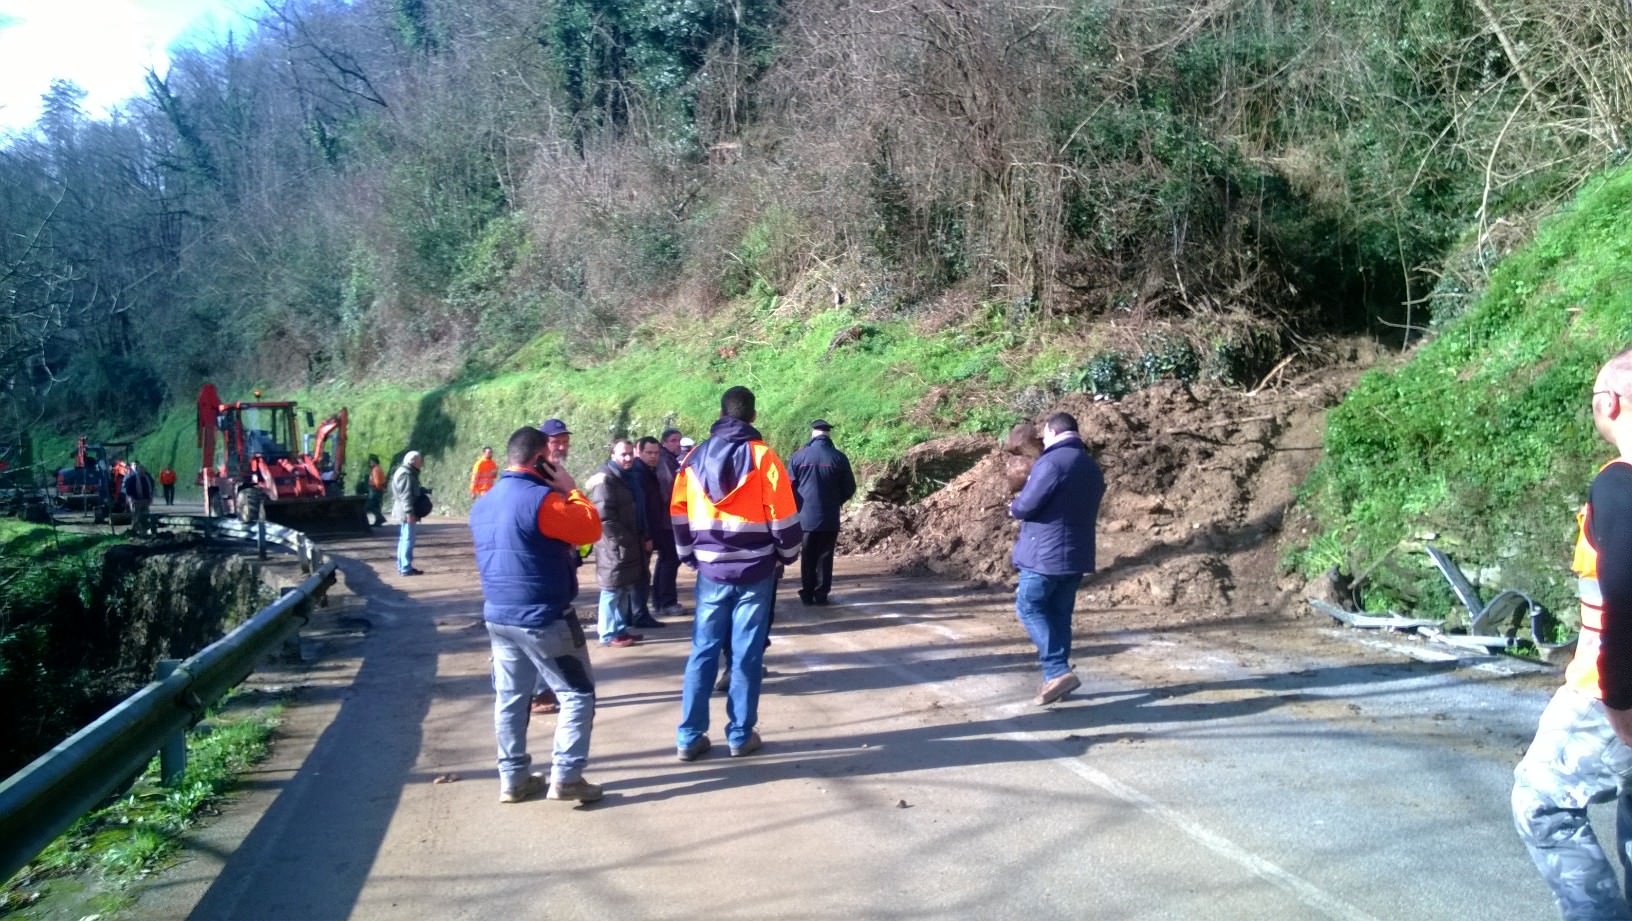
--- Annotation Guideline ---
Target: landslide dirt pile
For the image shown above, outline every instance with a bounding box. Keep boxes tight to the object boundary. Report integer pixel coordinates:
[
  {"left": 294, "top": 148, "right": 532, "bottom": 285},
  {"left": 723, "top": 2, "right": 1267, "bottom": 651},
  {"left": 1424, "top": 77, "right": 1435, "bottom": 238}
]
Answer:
[{"left": 845, "top": 355, "right": 1368, "bottom": 620}]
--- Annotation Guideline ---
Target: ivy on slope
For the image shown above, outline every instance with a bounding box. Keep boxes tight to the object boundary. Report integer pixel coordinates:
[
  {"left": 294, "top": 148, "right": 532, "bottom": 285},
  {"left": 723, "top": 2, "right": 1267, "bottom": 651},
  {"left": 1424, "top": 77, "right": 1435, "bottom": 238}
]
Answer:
[{"left": 1300, "top": 165, "right": 1632, "bottom": 623}]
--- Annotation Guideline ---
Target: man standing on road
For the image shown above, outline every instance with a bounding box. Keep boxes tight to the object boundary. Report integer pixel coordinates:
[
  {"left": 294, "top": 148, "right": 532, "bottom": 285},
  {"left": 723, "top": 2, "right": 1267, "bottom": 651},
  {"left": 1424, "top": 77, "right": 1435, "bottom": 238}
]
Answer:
[
  {"left": 470, "top": 426, "right": 605, "bottom": 804},
  {"left": 366, "top": 456, "right": 387, "bottom": 527},
  {"left": 652, "top": 428, "right": 686, "bottom": 617},
  {"left": 122, "top": 461, "right": 156, "bottom": 536},
  {"left": 631, "top": 436, "right": 669, "bottom": 629},
  {"left": 470, "top": 446, "right": 498, "bottom": 499},
  {"left": 1514, "top": 347, "right": 1632, "bottom": 919},
  {"left": 391, "top": 451, "right": 425, "bottom": 576},
  {"left": 672, "top": 385, "right": 801, "bottom": 761},
  {"left": 585, "top": 439, "right": 645, "bottom": 647},
  {"left": 158, "top": 464, "right": 177, "bottom": 506},
  {"left": 788, "top": 419, "right": 857, "bottom": 606},
  {"left": 1010, "top": 412, "right": 1104, "bottom": 706}
]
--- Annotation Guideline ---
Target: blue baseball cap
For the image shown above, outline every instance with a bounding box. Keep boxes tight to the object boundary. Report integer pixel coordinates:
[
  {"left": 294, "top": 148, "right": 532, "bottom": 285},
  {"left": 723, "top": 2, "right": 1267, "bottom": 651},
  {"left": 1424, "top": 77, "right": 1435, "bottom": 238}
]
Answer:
[{"left": 539, "top": 419, "right": 571, "bottom": 436}]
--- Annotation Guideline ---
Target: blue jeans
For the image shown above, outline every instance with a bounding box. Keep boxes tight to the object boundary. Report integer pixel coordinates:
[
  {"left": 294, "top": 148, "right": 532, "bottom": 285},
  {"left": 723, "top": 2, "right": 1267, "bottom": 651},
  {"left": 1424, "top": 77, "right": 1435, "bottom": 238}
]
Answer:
[
  {"left": 597, "top": 586, "right": 637, "bottom": 642},
  {"left": 396, "top": 521, "right": 416, "bottom": 573},
  {"left": 1015, "top": 569, "right": 1083, "bottom": 681},
  {"left": 487, "top": 618, "right": 595, "bottom": 790},
  {"left": 677, "top": 573, "right": 774, "bottom": 750}
]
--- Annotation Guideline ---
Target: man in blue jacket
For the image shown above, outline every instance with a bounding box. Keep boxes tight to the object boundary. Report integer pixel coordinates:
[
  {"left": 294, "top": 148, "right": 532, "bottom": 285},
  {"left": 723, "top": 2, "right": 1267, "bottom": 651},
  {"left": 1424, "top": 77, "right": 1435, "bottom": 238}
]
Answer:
[
  {"left": 788, "top": 419, "right": 857, "bottom": 605},
  {"left": 470, "top": 426, "right": 605, "bottom": 803},
  {"left": 1010, "top": 412, "right": 1105, "bottom": 706}
]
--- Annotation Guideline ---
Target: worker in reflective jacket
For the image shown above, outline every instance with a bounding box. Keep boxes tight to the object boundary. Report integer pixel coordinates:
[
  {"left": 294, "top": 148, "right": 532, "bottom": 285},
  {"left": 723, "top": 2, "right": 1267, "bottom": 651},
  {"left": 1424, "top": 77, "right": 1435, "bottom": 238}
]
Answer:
[
  {"left": 470, "top": 446, "right": 499, "bottom": 498},
  {"left": 670, "top": 385, "right": 801, "bottom": 761},
  {"left": 1514, "top": 346, "right": 1632, "bottom": 919}
]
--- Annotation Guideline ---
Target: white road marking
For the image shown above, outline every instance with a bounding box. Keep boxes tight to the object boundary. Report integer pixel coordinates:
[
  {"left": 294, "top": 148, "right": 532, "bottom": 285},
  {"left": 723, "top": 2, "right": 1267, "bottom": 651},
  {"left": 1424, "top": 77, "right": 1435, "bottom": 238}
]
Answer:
[{"left": 812, "top": 601, "right": 1386, "bottom": 921}]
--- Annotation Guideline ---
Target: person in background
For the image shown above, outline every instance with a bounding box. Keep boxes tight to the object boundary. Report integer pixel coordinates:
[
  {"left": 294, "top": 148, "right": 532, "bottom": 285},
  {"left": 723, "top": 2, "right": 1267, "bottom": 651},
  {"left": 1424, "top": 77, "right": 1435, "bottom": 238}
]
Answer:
[
  {"left": 671, "top": 386, "right": 801, "bottom": 761},
  {"left": 531, "top": 419, "right": 577, "bottom": 714},
  {"left": 469, "top": 426, "right": 604, "bottom": 804},
  {"left": 584, "top": 439, "right": 644, "bottom": 647},
  {"left": 158, "top": 464, "right": 177, "bottom": 506},
  {"left": 122, "top": 460, "right": 156, "bottom": 536},
  {"left": 470, "top": 446, "right": 498, "bottom": 499},
  {"left": 631, "top": 436, "right": 669, "bottom": 629},
  {"left": 788, "top": 419, "right": 857, "bottom": 606},
  {"left": 366, "top": 455, "right": 387, "bottom": 527},
  {"left": 1513, "top": 347, "right": 1632, "bottom": 919},
  {"left": 1009, "top": 412, "right": 1105, "bottom": 707},
  {"left": 391, "top": 450, "right": 426, "bottom": 576},
  {"left": 652, "top": 428, "right": 686, "bottom": 618}
]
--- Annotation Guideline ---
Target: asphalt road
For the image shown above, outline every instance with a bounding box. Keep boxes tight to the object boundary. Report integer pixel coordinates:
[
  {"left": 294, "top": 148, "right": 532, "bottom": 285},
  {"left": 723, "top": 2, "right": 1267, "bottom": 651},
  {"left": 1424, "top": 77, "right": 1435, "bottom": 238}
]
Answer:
[{"left": 129, "top": 519, "right": 1573, "bottom": 920}]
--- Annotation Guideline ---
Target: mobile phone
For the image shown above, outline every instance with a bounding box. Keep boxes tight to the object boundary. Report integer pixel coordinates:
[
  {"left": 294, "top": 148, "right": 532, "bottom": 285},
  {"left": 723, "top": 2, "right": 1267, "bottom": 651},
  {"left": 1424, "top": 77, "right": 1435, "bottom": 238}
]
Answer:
[{"left": 533, "top": 458, "right": 558, "bottom": 479}]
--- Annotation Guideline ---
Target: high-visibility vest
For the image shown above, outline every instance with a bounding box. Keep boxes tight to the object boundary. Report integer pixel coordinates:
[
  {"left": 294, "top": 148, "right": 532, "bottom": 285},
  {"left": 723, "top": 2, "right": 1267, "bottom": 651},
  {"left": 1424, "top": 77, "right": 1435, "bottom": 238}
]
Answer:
[
  {"left": 471, "top": 457, "right": 499, "bottom": 496},
  {"left": 369, "top": 465, "right": 387, "bottom": 490},
  {"left": 1566, "top": 460, "right": 1624, "bottom": 699}
]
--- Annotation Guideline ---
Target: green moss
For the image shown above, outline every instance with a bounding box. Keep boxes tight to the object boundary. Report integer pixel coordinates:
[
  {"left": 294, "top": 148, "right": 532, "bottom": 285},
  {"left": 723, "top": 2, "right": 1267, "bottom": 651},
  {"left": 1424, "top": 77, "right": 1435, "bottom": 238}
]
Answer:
[{"left": 1298, "top": 163, "right": 1632, "bottom": 620}]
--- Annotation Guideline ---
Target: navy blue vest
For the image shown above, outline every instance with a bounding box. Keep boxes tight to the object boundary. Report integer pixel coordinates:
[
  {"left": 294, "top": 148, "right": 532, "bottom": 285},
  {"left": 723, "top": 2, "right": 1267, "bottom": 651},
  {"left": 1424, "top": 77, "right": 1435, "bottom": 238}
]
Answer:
[{"left": 469, "top": 470, "right": 580, "bottom": 627}]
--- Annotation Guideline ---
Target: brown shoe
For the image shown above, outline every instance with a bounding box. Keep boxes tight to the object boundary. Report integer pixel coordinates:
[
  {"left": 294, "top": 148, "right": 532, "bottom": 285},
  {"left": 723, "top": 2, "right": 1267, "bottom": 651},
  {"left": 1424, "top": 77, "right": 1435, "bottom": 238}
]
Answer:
[
  {"left": 600, "top": 635, "right": 638, "bottom": 648},
  {"left": 530, "top": 692, "right": 559, "bottom": 714},
  {"left": 546, "top": 777, "right": 604, "bottom": 803},
  {"left": 1032, "top": 672, "right": 1081, "bottom": 706},
  {"left": 499, "top": 772, "right": 547, "bottom": 803}
]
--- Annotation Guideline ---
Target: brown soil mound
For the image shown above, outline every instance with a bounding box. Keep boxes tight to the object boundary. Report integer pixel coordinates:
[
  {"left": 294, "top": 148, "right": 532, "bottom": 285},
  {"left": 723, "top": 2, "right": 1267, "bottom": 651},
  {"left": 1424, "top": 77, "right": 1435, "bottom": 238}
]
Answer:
[{"left": 844, "top": 351, "right": 1370, "bottom": 623}]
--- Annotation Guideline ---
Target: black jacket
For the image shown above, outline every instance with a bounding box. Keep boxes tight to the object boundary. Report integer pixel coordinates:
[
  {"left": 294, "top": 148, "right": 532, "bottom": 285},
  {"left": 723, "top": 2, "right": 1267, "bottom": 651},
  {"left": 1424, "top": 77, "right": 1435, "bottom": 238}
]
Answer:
[{"left": 788, "top": 435, "right": 856, "bottom": 532}]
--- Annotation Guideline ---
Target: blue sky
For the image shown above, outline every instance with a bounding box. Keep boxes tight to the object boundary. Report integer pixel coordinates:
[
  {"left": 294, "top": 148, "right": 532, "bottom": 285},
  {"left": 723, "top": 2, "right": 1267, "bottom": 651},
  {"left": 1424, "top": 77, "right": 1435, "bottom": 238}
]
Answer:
[{"left": 0, "top": 0, "right": 257, "bottom": 135}]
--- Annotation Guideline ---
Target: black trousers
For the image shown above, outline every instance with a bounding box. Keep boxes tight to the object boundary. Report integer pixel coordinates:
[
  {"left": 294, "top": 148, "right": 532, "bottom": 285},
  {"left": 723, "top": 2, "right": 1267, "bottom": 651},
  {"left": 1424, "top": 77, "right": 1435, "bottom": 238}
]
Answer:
[
  {"left": 162, "top": 484, "right": 175, "bottom": 505},
  {"left": 800, "top": 529, "right": 840, "bottom": 602}
]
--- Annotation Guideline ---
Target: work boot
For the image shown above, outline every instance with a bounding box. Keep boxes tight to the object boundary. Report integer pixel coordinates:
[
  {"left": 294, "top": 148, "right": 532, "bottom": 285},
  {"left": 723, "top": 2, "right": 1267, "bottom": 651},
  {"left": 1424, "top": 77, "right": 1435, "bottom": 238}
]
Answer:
[
  {"left": 499, "top": 772, "right": 547, "bottom": 803},
  {"left": 677, "top": 736, "right": 712, "bottom": 762},
  {"left": 729, "top": 731, "right": 763, "bottom": 758},
  {"left": 546, "top": 777, "right": 604, "bottom": 803}
]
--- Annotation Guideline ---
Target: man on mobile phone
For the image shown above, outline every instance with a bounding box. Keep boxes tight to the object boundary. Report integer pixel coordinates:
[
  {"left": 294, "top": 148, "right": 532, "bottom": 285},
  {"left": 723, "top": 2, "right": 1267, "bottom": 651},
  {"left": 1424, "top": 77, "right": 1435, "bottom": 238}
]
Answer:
[{"left": 470, "top": 426, "right": 605, "bottom": 804}]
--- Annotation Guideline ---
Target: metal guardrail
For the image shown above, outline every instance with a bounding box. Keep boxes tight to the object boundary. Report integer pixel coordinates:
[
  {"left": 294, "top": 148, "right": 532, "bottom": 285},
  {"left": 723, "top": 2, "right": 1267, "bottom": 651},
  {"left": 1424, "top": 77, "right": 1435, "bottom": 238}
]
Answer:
[{"left": 0, "top": 516, "right": 338, "bottom": 884}]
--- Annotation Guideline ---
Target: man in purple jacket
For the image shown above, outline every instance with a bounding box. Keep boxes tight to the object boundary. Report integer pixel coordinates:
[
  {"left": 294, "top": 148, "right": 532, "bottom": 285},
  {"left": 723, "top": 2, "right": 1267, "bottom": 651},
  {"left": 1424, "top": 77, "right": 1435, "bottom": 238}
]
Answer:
[{"left": 1010, "top": 412, "right": 1105, "bottom": 706}]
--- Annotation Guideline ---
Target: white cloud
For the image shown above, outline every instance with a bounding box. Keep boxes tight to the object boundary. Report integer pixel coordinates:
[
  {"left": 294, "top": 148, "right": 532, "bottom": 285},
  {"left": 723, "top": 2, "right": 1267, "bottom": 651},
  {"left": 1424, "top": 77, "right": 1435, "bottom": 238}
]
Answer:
[{"left": 0, "top": 0, "right": 257, "bottom": 134}]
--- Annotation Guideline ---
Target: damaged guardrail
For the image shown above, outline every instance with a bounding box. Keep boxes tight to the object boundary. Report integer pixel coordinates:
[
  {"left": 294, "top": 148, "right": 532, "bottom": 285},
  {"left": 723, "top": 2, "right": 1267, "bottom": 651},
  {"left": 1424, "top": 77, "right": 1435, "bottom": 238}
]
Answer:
[
  {"left": 1312, "top": 544, "right": 1571, "bottom": 662},
  {"left": 0, "top": 516, "right": 337, "bottom": 885}
]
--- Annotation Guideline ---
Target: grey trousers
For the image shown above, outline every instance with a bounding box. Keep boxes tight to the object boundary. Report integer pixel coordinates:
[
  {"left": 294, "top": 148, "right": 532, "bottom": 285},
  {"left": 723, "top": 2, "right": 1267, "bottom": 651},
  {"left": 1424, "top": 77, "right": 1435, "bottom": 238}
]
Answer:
[{"left": 1514, "top": 685, "right": 1632, "bottom": 921}]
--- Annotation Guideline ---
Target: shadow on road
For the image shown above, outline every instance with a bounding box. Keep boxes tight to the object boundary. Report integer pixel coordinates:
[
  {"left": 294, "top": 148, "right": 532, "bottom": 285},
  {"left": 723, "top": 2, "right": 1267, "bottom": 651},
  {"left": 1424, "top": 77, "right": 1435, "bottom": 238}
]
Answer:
[{"left": 181, "top": 536, "right": 479, "bottom": 921}]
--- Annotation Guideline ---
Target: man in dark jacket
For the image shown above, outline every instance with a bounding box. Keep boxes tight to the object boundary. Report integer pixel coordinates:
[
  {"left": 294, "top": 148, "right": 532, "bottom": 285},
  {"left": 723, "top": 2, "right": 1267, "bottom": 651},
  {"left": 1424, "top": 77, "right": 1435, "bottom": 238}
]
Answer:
[
  {"left": 651, "top": 428, "right": 686, "bottom": 617},
  {"left": 631, "top": 437, "right": 670, "bottom": 629},
  {"left": 585, "top": 439, "right": 645, "bottom": 647},
  {"left": 1010, "top": 412, "right": 1104, "bottom": 706},
  {"left": 122, "top": 461, "right": 157, "bottom": 536},
  {"left": 788, "top": 419, "right": 857, "bottom": 605},
  {"left": 470, "top": 426, "right": 604, "bottom": 803}
]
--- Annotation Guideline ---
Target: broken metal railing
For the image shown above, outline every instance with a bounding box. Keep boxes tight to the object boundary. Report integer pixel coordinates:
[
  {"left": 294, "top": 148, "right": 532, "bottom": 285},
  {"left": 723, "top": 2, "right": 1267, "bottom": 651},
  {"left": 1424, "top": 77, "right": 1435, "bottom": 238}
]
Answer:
[
  {"left": 0, "top": 517, "right": 336, "bottom": 885},
  {"left": 1313, "top": 545, "right": 1570, "bottom": 660}
]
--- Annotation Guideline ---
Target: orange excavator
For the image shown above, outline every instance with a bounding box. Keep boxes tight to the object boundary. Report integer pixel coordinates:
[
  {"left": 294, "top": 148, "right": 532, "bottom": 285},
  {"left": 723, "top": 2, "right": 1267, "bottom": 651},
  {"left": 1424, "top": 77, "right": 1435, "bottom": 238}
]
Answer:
[{"left": 197, "top": 383, "right": 370, "bottom": 533}]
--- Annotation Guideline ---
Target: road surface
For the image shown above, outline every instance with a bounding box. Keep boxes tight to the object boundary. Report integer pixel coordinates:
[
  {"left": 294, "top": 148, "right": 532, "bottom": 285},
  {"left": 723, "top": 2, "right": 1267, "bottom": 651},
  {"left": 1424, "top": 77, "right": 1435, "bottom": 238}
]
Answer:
[{"left": 129, "top": 519, "right": 1571, "bottom": 920}]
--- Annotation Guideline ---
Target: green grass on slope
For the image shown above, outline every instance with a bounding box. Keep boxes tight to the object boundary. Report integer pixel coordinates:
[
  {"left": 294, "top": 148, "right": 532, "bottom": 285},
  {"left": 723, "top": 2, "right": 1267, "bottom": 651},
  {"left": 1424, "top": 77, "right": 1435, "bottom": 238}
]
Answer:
[
  {"left": 127, "top": 305, "right": 1080, "bottom": 517},
  {"left": 1299, "top": 164, "right": 1632, "bottom": 626}
]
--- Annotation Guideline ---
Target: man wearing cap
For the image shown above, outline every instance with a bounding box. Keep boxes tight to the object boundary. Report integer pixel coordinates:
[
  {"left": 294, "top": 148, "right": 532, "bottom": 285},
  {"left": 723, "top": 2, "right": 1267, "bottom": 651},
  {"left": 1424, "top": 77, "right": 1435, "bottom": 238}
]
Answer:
[
  {"left": 540, "top": 418, "right": 573, "bottom": 465},
  {"left": 787, "top": 419, "right": 857, "bottom": 606},
  {"left": 391, "top": 450, "right": 426, "bottom": 575}
]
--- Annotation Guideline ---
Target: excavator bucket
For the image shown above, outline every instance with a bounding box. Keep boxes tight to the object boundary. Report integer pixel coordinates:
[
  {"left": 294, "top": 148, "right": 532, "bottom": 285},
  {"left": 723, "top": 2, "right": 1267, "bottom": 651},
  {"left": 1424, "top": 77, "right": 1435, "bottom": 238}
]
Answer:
[{"left": 260, "top": 494, "right": 373, "bottom": 536}]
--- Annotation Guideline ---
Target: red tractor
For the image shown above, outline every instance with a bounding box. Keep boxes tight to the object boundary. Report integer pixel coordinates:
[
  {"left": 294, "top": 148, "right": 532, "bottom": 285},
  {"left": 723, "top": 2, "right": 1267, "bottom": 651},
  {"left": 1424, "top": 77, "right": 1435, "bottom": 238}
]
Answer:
[{"left": 197, "top": 384, "right": 370, "bottom": 533}]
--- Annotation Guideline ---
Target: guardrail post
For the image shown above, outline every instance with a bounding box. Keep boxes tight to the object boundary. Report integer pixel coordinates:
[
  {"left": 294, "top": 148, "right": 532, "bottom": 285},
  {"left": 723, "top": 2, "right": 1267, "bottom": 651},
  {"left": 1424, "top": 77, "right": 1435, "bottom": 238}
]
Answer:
[{"left": 156, "top": 659, "right": 186, "bottom": 786}]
